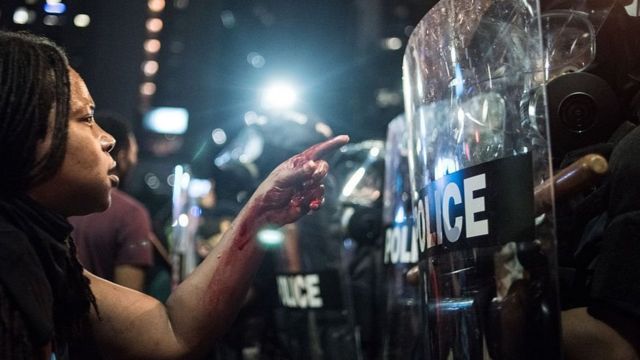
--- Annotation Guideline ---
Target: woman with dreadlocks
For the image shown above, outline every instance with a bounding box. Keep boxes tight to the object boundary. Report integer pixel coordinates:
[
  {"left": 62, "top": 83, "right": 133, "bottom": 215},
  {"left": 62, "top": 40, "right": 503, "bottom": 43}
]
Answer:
[{"left": 0, "top": 31, "right": 348, "bottom": 359}]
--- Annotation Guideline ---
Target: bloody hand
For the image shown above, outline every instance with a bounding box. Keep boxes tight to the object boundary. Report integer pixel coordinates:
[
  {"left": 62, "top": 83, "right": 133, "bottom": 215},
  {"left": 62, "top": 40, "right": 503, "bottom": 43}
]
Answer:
[{"left": 249, "top": 135, "right": 350, "bottom": 226}]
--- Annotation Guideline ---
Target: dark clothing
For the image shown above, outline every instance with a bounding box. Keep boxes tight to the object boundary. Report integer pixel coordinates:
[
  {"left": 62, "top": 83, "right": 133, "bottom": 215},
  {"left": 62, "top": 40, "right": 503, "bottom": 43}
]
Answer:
[
  {"left": 69, "top": 188, "right": 153, "bottom": 280},
  {"left": 0, "top": 195, "right": 94, "bottom": 360},
  {"left": 588, "top": 126, "right": 640, "bottom": 320},
  {"left": 558, "top": 124, "right": 640, "bottom": 336}
]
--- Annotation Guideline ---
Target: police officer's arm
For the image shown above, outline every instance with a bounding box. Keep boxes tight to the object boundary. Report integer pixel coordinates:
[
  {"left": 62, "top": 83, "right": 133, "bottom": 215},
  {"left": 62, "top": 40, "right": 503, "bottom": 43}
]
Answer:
[{"left": 86, "top": 135, "right": 348, "bottom": 360}]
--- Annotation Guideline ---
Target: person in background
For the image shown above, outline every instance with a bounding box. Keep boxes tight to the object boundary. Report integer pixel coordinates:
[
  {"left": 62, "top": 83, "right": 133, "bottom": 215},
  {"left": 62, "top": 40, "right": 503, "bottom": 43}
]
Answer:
[
  {"left": 0, "top": 30, "right": 348, "bottom": 359},
  {"left": 68, "top": 113, "right": 154, "bottom": 291}
]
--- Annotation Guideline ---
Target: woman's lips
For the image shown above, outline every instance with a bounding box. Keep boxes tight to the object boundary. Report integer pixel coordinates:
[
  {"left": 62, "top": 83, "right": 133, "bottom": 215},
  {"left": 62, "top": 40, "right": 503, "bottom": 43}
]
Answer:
[
  {"left": 109, "top": 174, "right": 120, "bottom": 187},
  {"left": 108, "top": 160, "right": 119, "bottom": 187}
]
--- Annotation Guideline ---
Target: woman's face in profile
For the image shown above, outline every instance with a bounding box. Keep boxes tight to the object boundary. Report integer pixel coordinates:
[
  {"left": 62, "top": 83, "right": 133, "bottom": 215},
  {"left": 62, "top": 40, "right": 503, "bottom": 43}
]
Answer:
[{"left": 28, "top": 68, "right": 118, "bottom": 216}]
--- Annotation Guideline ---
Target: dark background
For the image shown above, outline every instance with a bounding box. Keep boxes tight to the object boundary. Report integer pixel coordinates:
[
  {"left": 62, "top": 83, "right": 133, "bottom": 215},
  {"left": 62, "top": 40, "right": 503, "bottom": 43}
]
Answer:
[{"left": 1, "top": 0, "right": 436, "bottom": 204}]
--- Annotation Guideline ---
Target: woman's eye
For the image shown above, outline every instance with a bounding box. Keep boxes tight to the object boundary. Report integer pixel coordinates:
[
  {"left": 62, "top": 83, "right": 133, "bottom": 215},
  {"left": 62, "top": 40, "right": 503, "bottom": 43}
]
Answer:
[{"left": 83, "top": 115, "right": 95, "bottom": 124}]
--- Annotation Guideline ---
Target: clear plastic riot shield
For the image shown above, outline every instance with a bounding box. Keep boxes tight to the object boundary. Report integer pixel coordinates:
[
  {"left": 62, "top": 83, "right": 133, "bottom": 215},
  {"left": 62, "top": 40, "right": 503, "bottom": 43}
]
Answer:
[
  {"left": 403, "top": 0, "right": 561, "bottom": 359},
  {"left": 269, "top": 204, "right": 362, "bottom": 360},
  {"left": 332, "top": 140, "right": 385, "bottom": 360},
  {"left": 381, "top": 115, "right": 424, "bottom": 359},
  {"left": 267, "top": 143, "right": 370, "bottom": 360}
]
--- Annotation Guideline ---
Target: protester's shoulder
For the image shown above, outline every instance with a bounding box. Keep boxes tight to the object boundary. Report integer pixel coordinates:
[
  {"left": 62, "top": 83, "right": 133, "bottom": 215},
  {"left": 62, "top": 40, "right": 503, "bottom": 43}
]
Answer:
[
  {"left": 112, "top": 189, "right": 148, "bottom": 211},
  {"left": 111, "top": 189, "right": 151, "bottom": 219}
]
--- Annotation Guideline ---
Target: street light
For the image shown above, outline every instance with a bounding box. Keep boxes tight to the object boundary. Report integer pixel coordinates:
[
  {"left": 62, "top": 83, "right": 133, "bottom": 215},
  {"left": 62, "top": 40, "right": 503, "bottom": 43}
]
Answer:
[{"left": 260, "top": 81, "right": 298, "bottom": 110}]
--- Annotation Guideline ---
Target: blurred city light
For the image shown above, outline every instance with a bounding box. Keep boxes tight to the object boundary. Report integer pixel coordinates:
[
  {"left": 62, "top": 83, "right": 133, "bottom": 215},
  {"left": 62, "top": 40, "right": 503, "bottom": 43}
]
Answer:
[
  {"left": 148, "top": 0, "right": 166, "bottom": 13},
  {"left": 13, "top": 8, "right": 30, "bottom": 24},
  {"left": 146, "top": 18, "right": 163, "bottom": 33},
  {"left": 257, "top": 227, "right": 285, "bottom": 247},
  {"left": 144, "top": 39, "right": 162, "bottom": 53},
  {"left": 261, "top": 81, "right": 298, "bottom": 110},
  {"left": 211, "top": 128, "right": 227, "bottom": 145},
  {"left": 315, "top": 122, "right": 333, "bottom": 138},
  {"left": 144, "top": 172, "right": 161, "bottom": 189},
  {"left": 143, "top": 107, "right": 189, "bottom": 134},
  {"left": 140, "top": 82, "right": 157, "bottom": 96},
  {"left": 341, "top": 167, "right": 366, "bottom": 197},
  {"left": 178, "top": 213, "right": 189, "bottom": 227},
  {"left": 381, "top": 37, "right": 402, "bottom": 50},
  {"left": 142, "top": 60, "right": 160, "bottom": 76},
  {"left": 73, "top": 14, "right": 91, "bottom": 27},
  {"left": 44, "top": 2, "right": 66, "bottom": 15}
]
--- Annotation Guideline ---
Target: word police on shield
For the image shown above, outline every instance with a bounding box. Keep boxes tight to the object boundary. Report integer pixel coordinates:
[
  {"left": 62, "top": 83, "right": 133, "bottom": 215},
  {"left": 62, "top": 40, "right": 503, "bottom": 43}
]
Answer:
[
  {"left": 276, "top": 270, "right": 344, "bottom": 310},
  {"left": 414, "top": 153, "right": 535, "bottom": 253}
]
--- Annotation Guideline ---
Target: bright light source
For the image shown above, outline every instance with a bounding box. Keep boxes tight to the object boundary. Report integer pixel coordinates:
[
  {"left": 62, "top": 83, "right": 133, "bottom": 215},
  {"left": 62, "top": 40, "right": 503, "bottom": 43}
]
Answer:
[
  {"left": 140, "top": 82, "right": 157, "bottom": 96},
  {"left": 341, "top": 167, "right": 366, "bottom": 197},
  {"left": 44, "top": 3, "right": 66, "bottom": 14},
  {"left": 381, "top": 37, "right": 402, "bottom": 50},
  {"left": 188, "top": 180, "right": 211, "bottom": 198},
  {"left": 261, "top": 82, "right": 298, "bottom": 110},
  {"left": 148, "top": 0, "right": 166, "bottom": 12},
  {"left": 73, "top": 14, "right": 91, "bottom": 27},
  {"left": 143, "top": 107, "right": 189, "bottom": 134},
  {"left": 178, "top": 213, "right": 189, "bottom": 227},
  {"left": 146, "top": 18, "right": 163, "bottom": 33},
  {"left": 144, "top": 39, "right": 161, "bottom": 53},
  {"left": 211, "top": 128, "right": 227, "bottom": 145},
  {"left": 46, "top": 0, "right": 62, "bottom": 4},
  {"left": 13, "top": 8, "right": 30, "bottom": 24},
  {"left": 257, "top": 227, "right": 285, "bottom": 246},
  {"left": 142, "top": 60, "right": 159, "bottom": 76}
]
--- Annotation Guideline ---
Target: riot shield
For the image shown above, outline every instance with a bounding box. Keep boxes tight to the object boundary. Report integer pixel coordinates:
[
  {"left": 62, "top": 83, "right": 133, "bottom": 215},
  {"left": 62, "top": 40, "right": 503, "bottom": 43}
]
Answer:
[
  {"left": 269, "top": 140, "right": 391, "bottom": 360},
  {"left": 381, "top": 114, "right": 424, "bottom": 359},
  {"left": 269, "top": 185, "right": 362, "bottom": 360},
  {"left": 403, "top": 0, "right": 562, "bottom": 358},
  {"left": 332, "top": 140, "right": 386, "bottom": 360}
]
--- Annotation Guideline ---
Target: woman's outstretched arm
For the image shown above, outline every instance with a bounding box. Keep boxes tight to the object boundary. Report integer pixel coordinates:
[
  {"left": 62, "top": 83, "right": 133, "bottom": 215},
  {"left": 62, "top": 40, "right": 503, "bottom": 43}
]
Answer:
[{"left": 87, "top": 135, "right": 349, "bottom": 360}]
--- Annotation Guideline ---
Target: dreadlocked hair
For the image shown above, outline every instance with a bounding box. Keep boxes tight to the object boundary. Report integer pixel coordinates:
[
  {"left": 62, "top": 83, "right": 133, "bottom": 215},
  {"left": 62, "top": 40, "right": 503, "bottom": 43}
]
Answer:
[
  {"left": 58, "top": 236, "right": 101, "bottom": 339},
  {"left": 0, "top": 31, "right": 70, "bottom": 194}
]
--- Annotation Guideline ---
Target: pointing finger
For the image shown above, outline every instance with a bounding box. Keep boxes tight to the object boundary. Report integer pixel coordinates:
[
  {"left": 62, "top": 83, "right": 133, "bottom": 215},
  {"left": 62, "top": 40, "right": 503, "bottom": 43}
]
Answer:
[{"left": 302, "top": 135, "right": 350, "bottom": 161}]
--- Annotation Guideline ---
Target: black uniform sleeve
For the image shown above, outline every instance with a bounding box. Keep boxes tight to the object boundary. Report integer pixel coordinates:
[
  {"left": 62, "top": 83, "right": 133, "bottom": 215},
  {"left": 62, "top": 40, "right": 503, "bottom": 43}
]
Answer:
[{"left": 589, "top": 212, "right": 640, "bottom": 318}]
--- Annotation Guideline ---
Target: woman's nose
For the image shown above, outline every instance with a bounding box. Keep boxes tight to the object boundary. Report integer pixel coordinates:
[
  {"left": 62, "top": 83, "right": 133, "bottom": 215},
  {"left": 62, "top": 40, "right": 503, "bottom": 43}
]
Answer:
[{"left": 100, "top": 134, "right": 116, "bottom": 153}]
